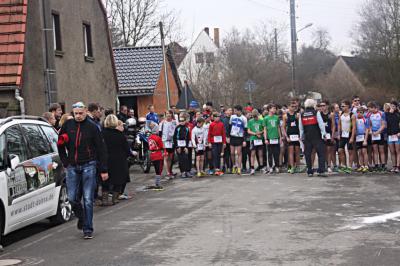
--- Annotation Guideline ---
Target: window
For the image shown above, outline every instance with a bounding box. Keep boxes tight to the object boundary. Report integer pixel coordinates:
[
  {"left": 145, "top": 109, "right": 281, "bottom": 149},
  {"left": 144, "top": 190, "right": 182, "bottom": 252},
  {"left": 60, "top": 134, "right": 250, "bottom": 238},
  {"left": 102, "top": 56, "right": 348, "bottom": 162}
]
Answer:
[
  {"left": 206, "top": 52, "right": 215, "bottom": 64},
  {"left": 5, "top": 126, "right": 28, "bottom": 163},
  {"left": 52, "top": 12, "right": 62, "bottom": 52},
  {"left": 21, "top": 125, "right": 51, "bottom": 158},
  {"left": 195, "top": 53, "right": 204, "bottom": 64},
  {"left": 0, "top": 134, "right": 5, "bottom": 170},
  {"left": 41, "top": 125, "right": 59, "bottom": 153},
  {"left": 83, "top": 22, "right": 93, "bottom": 59}
]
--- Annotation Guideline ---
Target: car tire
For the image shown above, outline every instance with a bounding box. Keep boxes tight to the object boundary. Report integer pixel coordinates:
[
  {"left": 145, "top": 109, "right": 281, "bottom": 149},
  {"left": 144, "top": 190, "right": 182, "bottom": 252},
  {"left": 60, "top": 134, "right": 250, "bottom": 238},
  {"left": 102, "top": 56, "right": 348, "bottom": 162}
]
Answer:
[{"left": 50, "top": 185, "right": 72, "bottom": 225}]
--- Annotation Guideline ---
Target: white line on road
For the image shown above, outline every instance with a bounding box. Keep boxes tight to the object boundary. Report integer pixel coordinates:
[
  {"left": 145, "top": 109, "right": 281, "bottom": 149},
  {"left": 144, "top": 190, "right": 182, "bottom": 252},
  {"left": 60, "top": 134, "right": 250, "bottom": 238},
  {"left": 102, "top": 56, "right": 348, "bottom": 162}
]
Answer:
[{"left": 342, "top": 211, "right": 400, "bottom": 230}]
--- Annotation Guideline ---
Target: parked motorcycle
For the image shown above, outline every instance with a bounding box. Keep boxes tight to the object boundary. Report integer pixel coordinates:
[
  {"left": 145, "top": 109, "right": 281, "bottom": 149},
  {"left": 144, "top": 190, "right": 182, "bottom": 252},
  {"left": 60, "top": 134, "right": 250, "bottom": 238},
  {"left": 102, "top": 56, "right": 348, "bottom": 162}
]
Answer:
[{"left": 127, "top": 117, "right": 152, "bottom": 173}]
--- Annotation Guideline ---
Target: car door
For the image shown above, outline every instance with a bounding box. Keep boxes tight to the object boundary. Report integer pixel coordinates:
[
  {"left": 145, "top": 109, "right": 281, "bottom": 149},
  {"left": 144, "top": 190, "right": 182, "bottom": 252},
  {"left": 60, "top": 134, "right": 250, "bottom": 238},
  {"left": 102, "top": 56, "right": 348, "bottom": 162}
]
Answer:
[{"left": 6, "top": 124, "right": 57, "bottom": 230}]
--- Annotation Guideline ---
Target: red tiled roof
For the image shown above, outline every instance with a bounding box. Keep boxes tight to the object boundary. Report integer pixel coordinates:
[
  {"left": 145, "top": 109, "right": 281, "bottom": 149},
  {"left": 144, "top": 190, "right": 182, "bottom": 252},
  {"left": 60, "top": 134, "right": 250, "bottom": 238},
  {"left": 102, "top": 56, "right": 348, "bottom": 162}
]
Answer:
[{"left": 0, "top": 0, "right": 27, "bottom": 87}]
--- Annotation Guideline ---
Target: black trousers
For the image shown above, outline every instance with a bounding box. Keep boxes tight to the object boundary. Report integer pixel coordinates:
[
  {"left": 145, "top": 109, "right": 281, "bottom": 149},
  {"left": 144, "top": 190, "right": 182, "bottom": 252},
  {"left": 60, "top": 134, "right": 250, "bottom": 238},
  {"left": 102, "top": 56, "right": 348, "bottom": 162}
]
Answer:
[
  {"left": 304, "top": 138, "right": 326, "bottom": 174},
  {"left": 267, "top": 144, "right": 280, "bottom": 168},
  {"left": 242, "top": 141, "right": 251, "bottom": 169},
  {"left": 177, "top": 148, "right": 190, "bottom": 173},
  {"left": 224, "top": 143, "right": 232, "bottom": 169},
  {"left": 212, "top": 143, "right": 224, "bottom": 170}
]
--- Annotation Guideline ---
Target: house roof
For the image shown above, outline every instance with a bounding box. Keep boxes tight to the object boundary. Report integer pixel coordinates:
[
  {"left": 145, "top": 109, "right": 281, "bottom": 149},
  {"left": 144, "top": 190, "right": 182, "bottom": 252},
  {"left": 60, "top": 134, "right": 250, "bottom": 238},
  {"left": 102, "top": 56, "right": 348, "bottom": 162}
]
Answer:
[
  {"left": 168, "top": 42, "right": 187, "bottom": 67},
  {"left": 113, "top": 46, "right": 164, "bottom": 96},
  {"left": 340, "top": 56, "right": 368, "bottom": 74},
  {"left": 0, "top": 0, "right": 27, "bottom": 87}
]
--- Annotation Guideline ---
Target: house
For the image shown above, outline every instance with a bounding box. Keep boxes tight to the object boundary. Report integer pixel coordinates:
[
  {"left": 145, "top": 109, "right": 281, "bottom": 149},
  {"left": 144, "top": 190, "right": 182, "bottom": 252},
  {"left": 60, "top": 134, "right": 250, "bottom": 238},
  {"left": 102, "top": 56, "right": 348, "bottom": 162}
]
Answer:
[
  {"left": 330, "top": 56, "right": 367, "bottom": 92},
  {"left": 113, "top": 46, "right": 181, "bottom": 117},
  {"left": 178, "top": 27, "right": 220, "bottom": 84},
  {"left": 0, "top": 0, "right": 117, "bottom": 117}
]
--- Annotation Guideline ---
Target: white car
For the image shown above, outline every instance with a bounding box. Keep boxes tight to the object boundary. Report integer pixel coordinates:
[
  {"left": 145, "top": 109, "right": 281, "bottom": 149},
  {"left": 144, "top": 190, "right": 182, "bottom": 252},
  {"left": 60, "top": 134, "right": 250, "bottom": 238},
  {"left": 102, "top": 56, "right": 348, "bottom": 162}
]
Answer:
[{"left": 0, "top": 116, "right": 71, "bottom": 245}]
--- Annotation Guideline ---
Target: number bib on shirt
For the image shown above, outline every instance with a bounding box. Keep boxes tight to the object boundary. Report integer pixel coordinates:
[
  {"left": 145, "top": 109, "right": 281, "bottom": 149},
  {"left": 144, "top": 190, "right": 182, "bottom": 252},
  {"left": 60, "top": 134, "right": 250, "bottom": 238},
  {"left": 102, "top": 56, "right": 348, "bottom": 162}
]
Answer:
[
  {"left": 356, "top": 135, "right": 364, "bottom": 143},
  {"left": 254, "top": 139, "right": 263, "bottom": 146},
  {"left": 372, "top": 134, "right": 381, "bottom": 141},
  {"left": 270, "top": 139, "right": 279, "bottom": 145},
  {"left": 214, "top": 136, "right": 223, "bottom": 143},
  {"left": 289, "top": 135, "right": 299, "bottom": 142},
  {"left": 325, "top": 133, "right": 331, "bottom": 140},
  {"left": 197, "top": 143, "right": 205, "bottom": 150},
  {"left": 164, "top": 141, "right": 173, "bottom": 149},
  {"left": 389, "top": 135, "right": 398, "bottom": 142},
  {"left": 342, "top": 131, "right": 350, "bottom": 138},
  {"left": 178, "top": 140, "right": 186, "bottom": 147},
  {"left": 231, "top": 126, "right": 240, "bottom": 136}
]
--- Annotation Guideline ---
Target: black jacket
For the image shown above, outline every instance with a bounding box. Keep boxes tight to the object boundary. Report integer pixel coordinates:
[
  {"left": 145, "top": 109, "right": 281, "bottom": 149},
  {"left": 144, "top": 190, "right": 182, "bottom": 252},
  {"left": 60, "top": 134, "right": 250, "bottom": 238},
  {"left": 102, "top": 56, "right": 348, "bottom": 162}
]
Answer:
[
  {"left": 57, "top": 117, "right": 108, "bottom": 173},
  {"left": 102, "top": 128, "right": 130, "bottom": 185}
]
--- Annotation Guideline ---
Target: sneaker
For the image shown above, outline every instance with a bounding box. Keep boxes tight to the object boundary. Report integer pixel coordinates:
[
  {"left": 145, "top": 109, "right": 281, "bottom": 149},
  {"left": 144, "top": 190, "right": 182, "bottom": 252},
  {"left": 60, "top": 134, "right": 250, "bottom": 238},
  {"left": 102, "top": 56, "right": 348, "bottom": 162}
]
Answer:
[
  {"left": 237, "top": 168, "right": 242, "bottom": 175},
  {"left": 83, "top": 233, "right": 93, "bottom": 240},
  {"left": 268, "top": 168, "right": 274, "bottom": 174},
  {"left": 215, "top": 171, "right": 224, "bottom": 176},
  {"left": 262, "top": 167, "right": 269, "bottom": 174},
  {"left": 250, "top": 169, "right": 255, "bottom": 175},
  {"left": 289, "top": 167, "right": 295, "bottom": 174},
  {"left": 275, "top": 167, "right": 280, "bottom": 174},
  {"left": 232, "top": 167, "right": 237, "bottom": 175},
  {"left": 197, "top": 172, "right": 202, "bottom": 177},
  {"left": 308, "top": 173, "right": 314, "bottom": 177},
  {"left": 201, "top": 171, "right": 207, "bottom": 177},
  {"left": 327, "top": 167, "right": 333, "bottom": 173},
  {"left": 186, "top": 172, "right": 194, "bottom": 178},
  {"left": 332, "top": 166, "right": 339, "bottom": 172},
  {"left": 226, "top": 168, "right": 232, "bottom": 174},
  {"left": 180, "top": 173, "right": 187, "bottom": 179},
  {"left": 356, "top": 167, "right": 364, "bottom": 172},
  {"left": 395, "top": 167, "right": 400, "bottom": 174},
  {"left": 208, "top": 169, "right": 215, "bottom": 175},
  {"left": 287, "top": 167, "right": 292, "bottom": 173},
  {"left": 154, "top": 185, "right": 164, "bottom": 191}
]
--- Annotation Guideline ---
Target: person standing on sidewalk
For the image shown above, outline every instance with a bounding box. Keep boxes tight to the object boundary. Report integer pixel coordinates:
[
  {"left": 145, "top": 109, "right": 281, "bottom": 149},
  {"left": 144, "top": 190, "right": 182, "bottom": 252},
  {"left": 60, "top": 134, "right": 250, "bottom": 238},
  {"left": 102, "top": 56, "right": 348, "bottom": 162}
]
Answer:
[
  {"left": 57, "top": 102, "right": 108, "bottom": 239},
  {"left": 299, "top": 99, "right": 328, "bottom": 177},
  {"left": 173, "top": 116, "right": 192, "bottom": 178},
  {"left": 208, "top": 112, "right": 227, "bottom": 176}
]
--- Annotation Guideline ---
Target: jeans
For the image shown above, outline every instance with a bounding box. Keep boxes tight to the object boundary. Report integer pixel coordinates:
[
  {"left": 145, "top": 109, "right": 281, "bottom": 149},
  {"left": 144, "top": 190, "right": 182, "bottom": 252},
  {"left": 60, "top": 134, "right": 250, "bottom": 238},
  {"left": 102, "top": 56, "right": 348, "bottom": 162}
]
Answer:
[
  {"left": 304, "top": 138, "right": 326, "bottom": 174},
  {"left": 212, "top": 143, "right": 224, "bottom": 170},
  {"left": 66, "top": 161, "right": 97, "bottom": 234}
]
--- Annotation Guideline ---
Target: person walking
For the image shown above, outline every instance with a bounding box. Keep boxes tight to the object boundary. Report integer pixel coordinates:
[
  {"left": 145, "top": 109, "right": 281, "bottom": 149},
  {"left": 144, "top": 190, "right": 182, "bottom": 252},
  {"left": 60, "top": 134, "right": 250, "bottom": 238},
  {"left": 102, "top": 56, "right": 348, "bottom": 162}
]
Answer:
[
  {"left": 57, "top": 102, "right": 108, "bottom": 239},
  {"left": 102, "top": 115, "right": 131, "bottom": 205},
  {"left": 299, "top": 99, "right": 328, "bottom": 177}
]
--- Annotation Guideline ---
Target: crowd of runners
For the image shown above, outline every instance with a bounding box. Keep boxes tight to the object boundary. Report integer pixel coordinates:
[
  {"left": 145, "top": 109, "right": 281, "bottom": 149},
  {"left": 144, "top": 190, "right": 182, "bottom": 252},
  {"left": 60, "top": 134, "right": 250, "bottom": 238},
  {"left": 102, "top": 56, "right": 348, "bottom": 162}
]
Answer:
[{"left": 141, "top": 95, "right": 400, "bottom": 187}]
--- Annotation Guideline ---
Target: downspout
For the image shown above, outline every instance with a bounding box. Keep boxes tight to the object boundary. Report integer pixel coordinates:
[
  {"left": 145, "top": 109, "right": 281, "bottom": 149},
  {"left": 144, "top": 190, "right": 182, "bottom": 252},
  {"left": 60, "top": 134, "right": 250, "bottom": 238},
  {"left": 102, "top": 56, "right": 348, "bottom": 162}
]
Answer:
[
  {"left": 15, "top": 88, "right": 25, "bottom": 116},
  {"left": 40, "top": 0, "right": 52, "bottom": 110}
]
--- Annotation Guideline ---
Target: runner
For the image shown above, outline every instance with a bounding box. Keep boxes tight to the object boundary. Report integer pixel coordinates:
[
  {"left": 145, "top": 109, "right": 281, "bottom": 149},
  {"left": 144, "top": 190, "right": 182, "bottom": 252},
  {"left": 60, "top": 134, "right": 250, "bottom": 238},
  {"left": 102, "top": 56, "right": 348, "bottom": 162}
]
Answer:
[
  {"left": 173, "top": 116, "right": 192, "bottom": 178},
  {"left": 203, "top": 114, "right": 214, "bottom": 174},
  {"left": 191, "top": 117, "right": 207, "bottom": 177},
  {"left": 222, "top": 108, "right": 233, "bottom": 173},
  {"left": 248, "top": 109, "right": 265, "bottom": 175},
  {"left": 338, "top": 100, "right": 356, "bottom": 173},
  {"left": 148, "top": 121, "right": 164, "bottom": 190},
  {"left": 367, "top": 101, "right": 387, "bottom": 171},
  {"left": 282, "top": 101, "right": 300, "bottom": 174},
  {"left": 159, "top": 110, "right": 177, "bottom": 178},
  {"left": 208, "top": 112, "right": 227, "bottom": 176},
  {"left": 355, "top": 107, "right": 369, "bottom": 172},
  {"left": 242, "top": 111, "right": 252, "bottom": 173},
  {"left": 386, "top": 101, "right": 400, "bottom": 173},
  {"left": 264, "top": 104, "right": 281, "bottom": 174},
  {"left": 320, "top": 100, "right": 335, "bottom": 173},
  {"left": 229, "top": 105, "right": 248, "bottom": 175}
]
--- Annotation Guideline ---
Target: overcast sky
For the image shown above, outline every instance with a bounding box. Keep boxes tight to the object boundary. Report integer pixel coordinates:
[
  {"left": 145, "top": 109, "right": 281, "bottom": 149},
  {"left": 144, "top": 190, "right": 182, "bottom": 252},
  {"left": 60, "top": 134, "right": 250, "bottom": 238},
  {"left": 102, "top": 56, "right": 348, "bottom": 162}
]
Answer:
[{"left": 165, "top": 0, "right": 364, "bottom": 55}]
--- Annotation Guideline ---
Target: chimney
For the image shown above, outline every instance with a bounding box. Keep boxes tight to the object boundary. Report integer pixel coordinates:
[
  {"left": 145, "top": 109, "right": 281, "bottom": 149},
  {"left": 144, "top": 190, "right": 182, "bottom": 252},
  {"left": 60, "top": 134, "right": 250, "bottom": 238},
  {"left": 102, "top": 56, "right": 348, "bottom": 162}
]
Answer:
[
  {"left": 214, "top": 28, "right": 220, "bottom": 48},
  {"left": 204, "top": 27, "right": 210, "bottom": 36}
]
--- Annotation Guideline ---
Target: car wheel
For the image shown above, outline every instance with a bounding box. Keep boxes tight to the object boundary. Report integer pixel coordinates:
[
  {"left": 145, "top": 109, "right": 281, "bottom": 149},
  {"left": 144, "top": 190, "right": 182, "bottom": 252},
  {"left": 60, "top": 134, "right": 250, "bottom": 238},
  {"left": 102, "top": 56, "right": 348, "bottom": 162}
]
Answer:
[{"left": 50, "top": 185, "right": 72, "bottom": 225}]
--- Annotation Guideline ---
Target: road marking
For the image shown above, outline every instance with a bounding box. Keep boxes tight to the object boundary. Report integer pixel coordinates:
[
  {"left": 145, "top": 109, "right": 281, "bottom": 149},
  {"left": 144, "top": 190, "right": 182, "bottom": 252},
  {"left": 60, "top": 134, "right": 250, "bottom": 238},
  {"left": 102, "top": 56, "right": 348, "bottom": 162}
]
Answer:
[{"left": 342, "top": 211, "right": 400, "bottom": 230}]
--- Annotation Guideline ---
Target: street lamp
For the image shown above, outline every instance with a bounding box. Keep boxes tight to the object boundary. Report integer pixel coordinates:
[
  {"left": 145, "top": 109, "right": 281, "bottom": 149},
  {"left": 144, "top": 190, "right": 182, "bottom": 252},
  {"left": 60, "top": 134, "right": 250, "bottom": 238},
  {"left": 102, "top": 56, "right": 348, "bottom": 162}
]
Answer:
[{"left": 290, "top": 22, "right": 313, "bottom": 97}]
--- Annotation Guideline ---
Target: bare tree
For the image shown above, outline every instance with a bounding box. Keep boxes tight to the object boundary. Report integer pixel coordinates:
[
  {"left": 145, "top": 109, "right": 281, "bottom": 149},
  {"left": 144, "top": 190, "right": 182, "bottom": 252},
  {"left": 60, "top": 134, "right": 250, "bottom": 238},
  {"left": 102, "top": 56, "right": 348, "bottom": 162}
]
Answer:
[
  {"left": 312, "top": 27, "right": 331, "bottom": 50},
  {"left": 102, "top": 0, "right": 182, "bottom": 47}
]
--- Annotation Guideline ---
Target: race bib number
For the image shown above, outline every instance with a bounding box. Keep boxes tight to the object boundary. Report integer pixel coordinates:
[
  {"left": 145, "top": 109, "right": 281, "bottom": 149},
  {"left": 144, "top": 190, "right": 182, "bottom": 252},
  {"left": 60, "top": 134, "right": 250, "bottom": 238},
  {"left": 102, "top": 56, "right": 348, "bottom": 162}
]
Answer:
[
  {"left": 356, "top": 135, "right": 364, "bottom": 143},
  {"left": 178, "top": 140, "right": 186, "bottom": 147},
  {"left": 389, "top": 135, "right": 398, "bottom": 142},
  {"left": 188, "top": 141, "right": 193, "bottom": 147},
  {"left": 231, "top": 126, "right": 241, "bottom": 136},
  {"left": 214, "top": 136, "right": 223, "bottom": 143},
  {"left": 164, "top": 141, "right": 173, "bottom": 149},
  {"left": 289, "top": 135, "right": 299, "bottom": 142},
  {"left": 197, "top": 143, "right": 205, "bottom": 151},
  {"left": 270, "top": 139, "right": 279, "bottom": 145},
  {"left": 341, "top": 131, "right": 350, "bottom": 138},
  {"left": 325, "top": 133, "right": 331, "bottom": 140},
  {"left": 290, "top": 122, "right": 296, "bottom": 127},
  {"left": 254, "top": 139, "right": 263, "bottom": 146},
  {"left": 372, "top": 134, "right": 381, "bottom": 141}
]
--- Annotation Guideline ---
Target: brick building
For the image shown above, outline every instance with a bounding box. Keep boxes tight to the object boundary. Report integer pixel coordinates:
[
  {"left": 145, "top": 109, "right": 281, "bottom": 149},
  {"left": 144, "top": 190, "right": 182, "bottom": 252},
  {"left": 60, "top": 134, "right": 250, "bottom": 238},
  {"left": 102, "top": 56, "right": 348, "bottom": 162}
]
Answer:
[
  {"left": 114, "top": 46, "right": 181, "bottom": 117},
  {"left": 0, "top": 0, "right": 117, "bottom": 117}
]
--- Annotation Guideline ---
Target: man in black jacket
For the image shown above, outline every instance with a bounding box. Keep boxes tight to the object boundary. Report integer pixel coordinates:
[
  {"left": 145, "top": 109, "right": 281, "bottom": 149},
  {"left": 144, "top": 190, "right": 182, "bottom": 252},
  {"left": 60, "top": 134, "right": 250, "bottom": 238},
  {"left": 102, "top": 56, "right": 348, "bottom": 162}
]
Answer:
[{"left": 57, "top": 102, "right": 108, "bottom": 239}]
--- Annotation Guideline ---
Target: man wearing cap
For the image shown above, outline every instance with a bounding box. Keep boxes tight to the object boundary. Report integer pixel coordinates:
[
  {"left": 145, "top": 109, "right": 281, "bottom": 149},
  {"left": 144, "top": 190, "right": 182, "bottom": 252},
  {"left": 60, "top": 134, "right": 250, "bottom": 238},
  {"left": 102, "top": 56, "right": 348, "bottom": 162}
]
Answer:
[{"left": 58, "top": 102, "right": 108, "bottom": 239}]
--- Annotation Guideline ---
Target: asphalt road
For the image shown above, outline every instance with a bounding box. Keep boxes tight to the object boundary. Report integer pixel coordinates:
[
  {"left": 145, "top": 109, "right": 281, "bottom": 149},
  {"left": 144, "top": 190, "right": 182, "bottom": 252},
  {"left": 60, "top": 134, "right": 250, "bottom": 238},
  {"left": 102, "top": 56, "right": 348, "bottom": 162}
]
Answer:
[{"left": 2, "top": 170, "right": 400, "bottom": 266}]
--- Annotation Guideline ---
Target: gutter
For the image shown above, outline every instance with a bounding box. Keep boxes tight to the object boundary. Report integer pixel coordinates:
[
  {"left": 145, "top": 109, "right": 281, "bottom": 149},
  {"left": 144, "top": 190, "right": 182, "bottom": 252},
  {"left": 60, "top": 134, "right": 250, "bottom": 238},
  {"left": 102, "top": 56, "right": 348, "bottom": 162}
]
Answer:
[{"left": 15, "top": 88, "right": 25, "bottom": 115}]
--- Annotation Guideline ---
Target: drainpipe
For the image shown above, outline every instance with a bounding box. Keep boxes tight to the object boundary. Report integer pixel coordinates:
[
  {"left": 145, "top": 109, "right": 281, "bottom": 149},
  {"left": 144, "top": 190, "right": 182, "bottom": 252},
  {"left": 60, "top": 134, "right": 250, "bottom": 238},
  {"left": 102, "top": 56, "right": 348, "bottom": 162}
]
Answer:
[{"left": 15, "top": 88, "right": 25, "bottom": 116}]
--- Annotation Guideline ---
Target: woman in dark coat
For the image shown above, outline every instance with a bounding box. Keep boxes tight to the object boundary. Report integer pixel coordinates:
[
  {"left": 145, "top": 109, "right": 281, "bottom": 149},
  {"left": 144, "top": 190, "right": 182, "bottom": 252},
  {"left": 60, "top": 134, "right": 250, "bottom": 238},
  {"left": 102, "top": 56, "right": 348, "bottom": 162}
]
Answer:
[{"left": 102, "top": 114, "right": 131, "bottom": 205}]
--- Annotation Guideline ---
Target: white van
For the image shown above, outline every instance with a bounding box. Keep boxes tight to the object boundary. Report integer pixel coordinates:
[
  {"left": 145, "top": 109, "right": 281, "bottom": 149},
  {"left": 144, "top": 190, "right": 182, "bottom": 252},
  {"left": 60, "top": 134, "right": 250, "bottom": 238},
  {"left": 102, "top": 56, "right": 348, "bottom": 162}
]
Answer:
[{"left": 0, "top": 116, "right": 71, "bottom": 245}]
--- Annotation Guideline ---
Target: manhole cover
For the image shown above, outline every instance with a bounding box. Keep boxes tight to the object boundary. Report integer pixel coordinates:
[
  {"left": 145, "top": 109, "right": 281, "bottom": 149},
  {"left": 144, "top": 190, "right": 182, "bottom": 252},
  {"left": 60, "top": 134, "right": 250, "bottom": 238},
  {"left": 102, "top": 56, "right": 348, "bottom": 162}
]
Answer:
[{"left": 0, "top": 259, "right": 22, "bottom": 266}]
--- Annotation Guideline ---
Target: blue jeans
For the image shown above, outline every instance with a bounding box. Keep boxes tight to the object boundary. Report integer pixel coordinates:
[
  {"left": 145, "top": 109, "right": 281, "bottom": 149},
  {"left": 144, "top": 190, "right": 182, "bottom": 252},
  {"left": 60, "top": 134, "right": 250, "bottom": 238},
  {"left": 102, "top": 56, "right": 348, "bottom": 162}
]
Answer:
[{"left": 66, "top": 161, "right": 97, "bottom": 234}]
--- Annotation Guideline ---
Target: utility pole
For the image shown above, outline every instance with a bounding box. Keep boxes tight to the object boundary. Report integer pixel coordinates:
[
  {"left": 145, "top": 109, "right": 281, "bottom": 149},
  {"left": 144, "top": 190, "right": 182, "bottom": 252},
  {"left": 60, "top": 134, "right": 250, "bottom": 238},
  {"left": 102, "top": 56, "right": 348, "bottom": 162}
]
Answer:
[
  {"left": 274, "top": 28, "right": 278, "bottom": 60},
  {"left": 290, "top": 0, "right": 297, "bottom": 96},
  {"left": 159, "top": 22, "right": 171, "bottom": 110}
]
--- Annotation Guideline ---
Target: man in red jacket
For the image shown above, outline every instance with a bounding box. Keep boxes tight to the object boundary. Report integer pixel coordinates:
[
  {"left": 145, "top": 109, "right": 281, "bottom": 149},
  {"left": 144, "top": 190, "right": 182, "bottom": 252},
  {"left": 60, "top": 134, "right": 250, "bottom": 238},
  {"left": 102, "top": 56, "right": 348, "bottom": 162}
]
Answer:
[{"left": 208, "top": 112, "right": 227, "bottom": 176}]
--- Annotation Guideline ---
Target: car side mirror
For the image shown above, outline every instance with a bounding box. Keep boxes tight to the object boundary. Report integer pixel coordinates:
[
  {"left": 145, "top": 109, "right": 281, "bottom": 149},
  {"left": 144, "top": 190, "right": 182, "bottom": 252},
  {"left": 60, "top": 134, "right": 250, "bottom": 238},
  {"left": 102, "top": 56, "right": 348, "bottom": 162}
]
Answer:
[{"left": 8, "top": 154, "right": 20, "bottom": 170}]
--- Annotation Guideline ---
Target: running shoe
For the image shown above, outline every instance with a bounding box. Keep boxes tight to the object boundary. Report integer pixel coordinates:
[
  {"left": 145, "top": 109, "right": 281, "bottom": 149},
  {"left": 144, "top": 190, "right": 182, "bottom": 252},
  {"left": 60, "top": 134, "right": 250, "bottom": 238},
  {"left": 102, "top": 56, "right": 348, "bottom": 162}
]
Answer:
[
  {"left": 262, "top": 167, "right": 269, "bottom": 174},
  {"left": 362, "top": 166, "right": 369, "bottom": 173},
  {"left": 275, "top": 167, "right": 280, "bottom": 174},
  {"left": 237, "top": 168, "right": 242, "bottom": 175},
  {"left": 287, "top": 167, "right": 292, "bottom": 173},
  {"left": 250, "top": 169, "right": 255, "bottom": 175},
  {"left": 232, "top": 167, "right": 237, "bottom": 174},
  {"left": 208, "top": 169, "right": 215, "bottom": 175},
  {"left": 289, "top": 167, "right": 295, "bottom": 174},
  {"left": 332, "top": 166, "right": 339, "bottom": 172},
  {"left": 268, "top": 168, "right": 274, "bottom": 174},
  {"left": 327, "top": 167, "right": 333, "bottom": 173},
  {"left": 344, "top": 167, "right": 353, "bottom": 174},
  {"left": 83, "top": 233, "right": 93, "bottom": 240},
  {"left": 215, "top": 171, "right": 224, "bottom": 176},
  {"left": 197, "top": 172, "right": 202, "bottom": 177}
]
